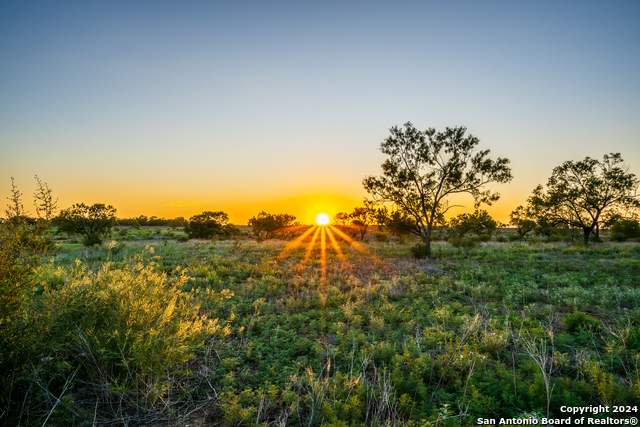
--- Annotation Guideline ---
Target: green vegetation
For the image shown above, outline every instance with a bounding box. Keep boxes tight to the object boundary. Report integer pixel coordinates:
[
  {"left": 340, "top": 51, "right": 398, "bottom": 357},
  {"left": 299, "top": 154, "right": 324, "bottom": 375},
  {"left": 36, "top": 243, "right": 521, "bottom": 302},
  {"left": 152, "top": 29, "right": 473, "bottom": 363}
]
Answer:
[
  {"left": 2, "top": 229, "right": 640, "bottom": 425},
  {"left": 2, "top": 146, "right": 639, "bottom": 425},
  {"left": 448, "top": 210, "right": 497, "bottom": 237},
  {"left": 521, "top": 153, "right": 639, "bottom": 245},
  {"left": 611, "top": 219, "right": 640, "bottom": 242},
  {"left": 334, "top": 200, "right": 383, "bottom": 241},
  {"left": 184, "top": 211, "right": 239, "bottom": 240},
  {"left": 58, "top": 203, "right": 118, "bottom": 246},
  {"left": 363, "top": 122, "right": 513, "bottom": 257},
  {"left": 248, "top": 211, "right": 299, "bottom": 240},
  {"left": 1, "top": 177, "right": 56, "bottom": 326}
]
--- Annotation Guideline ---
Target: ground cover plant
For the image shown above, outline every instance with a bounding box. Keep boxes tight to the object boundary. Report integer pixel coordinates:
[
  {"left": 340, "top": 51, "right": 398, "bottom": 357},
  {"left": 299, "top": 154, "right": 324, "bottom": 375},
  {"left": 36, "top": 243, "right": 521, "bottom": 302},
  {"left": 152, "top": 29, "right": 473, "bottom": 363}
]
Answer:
[{"left": 2, "top": 229, "right": 640, "bottom": 426}]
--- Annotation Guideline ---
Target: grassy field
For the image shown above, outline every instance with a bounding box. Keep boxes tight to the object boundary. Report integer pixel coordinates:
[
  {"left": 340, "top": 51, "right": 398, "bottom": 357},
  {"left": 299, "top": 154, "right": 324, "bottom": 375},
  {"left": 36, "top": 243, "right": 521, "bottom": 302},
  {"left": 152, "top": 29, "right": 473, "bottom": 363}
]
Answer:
[{"left": 2, "top": 228, "right": 640, "bottom": 426}]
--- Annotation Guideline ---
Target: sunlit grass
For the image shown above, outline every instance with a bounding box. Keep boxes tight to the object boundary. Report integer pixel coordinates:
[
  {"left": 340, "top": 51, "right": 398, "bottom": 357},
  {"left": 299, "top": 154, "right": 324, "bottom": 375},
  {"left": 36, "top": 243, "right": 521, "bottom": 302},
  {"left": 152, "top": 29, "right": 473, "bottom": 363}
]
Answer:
[{"left": 4, "top": 233, "right": 640, "bottom": 425}]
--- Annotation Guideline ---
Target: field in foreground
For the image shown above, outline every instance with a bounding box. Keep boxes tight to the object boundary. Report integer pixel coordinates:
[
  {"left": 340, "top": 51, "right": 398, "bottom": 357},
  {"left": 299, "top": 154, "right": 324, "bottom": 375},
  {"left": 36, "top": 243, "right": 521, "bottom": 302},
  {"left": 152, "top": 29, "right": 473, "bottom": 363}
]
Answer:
[{"left": 2, "top": 235, "right": 640, "bottom": 426}]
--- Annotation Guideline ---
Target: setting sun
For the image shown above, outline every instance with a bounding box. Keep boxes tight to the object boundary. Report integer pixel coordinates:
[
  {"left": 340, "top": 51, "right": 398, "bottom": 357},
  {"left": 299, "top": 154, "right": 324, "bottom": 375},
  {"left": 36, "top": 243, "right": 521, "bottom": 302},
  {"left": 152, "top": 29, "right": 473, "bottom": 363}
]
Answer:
[{"left": 315, "top": 212, "right": 330, "bottom": 225}]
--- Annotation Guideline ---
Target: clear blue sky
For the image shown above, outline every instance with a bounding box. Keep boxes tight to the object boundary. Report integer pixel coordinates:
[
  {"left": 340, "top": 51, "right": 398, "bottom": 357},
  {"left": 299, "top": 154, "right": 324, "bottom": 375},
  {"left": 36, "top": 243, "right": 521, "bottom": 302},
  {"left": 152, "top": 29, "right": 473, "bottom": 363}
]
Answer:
[{"left": 2, "top": 1, "right": 639, "bottom": 223}]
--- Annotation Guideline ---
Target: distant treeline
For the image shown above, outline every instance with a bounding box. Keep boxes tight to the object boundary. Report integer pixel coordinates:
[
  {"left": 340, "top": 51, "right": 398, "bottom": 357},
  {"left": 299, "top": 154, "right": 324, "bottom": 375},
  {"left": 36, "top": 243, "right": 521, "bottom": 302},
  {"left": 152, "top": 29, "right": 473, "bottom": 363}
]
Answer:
[
  {"left": 114, "top": 215, "right": 185, "bottom": 227},
  {"left": 49, "top": 214, "right": 187, "bottom": 228}
]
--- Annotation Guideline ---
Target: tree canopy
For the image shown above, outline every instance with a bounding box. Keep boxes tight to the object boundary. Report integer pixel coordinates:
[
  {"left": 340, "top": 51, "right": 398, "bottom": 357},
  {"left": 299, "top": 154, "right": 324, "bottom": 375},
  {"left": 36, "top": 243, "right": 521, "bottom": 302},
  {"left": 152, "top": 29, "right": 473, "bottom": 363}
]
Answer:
[
  {"left": 59, "top": 203, "right": 117, "bottom": 246},
  {"left": 184, "top": 211, "right": 238, "bottom": 240},
  {"left": 247, "top": 211, "right": 299, "bottom": 240},
  {"left": 363, "top": 122, "right": 512, "bottom": 257},
  {"left": 449, "top": 209, "right": 497, "bottom": 237},
  {"left": 333, "top": 201, "right": 381, "bottom": 241},
  {"left": 525, "top": 153, "right": 639, "bottom": 245}
]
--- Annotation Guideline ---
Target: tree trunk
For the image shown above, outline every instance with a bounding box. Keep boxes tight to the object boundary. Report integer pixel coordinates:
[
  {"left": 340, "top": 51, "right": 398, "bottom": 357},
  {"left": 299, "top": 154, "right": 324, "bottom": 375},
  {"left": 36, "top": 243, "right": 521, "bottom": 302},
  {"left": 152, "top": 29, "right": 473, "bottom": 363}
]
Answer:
[
  {"left": 423, "top": 224, "right": 432, "bottom": 258},
  {"left": 583, "top": 228, "right": 591, "bottom": 245}
]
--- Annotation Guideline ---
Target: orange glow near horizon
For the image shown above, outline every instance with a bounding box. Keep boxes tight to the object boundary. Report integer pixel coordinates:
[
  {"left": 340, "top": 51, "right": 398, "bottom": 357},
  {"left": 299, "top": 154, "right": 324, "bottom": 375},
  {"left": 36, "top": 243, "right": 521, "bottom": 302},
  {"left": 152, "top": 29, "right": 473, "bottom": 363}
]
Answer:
[{"left": 280, "top": 223, "right": 370, "bottom": 286}]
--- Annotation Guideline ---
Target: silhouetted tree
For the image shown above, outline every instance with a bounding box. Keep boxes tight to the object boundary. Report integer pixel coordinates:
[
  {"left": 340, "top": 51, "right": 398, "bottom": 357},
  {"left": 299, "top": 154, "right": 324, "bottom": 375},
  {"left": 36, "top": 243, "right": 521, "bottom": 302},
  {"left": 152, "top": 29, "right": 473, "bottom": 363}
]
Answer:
[
  {"left": 449, "top": 209, "right": 497, "bottom": 237},
  {"left": 59, "top": 203, "right": 117, "bottom": 246},
  {"left": 525, "top": 153, "right": 639, "bottom": 245},
  {"left": 248, "top": 211, "right": 299, "bottom": 240},
  {"left": 509, "top": 205, "right": 537, "bottom": 238},
  {"left": 168, "top": 217, "right": 187, "bottom": 229},
  {"left": 185, "top": 211, "right": 237, "bottom": 239},
  {"left": 363, "top": 122, "right": 512, "bottom": 257}
]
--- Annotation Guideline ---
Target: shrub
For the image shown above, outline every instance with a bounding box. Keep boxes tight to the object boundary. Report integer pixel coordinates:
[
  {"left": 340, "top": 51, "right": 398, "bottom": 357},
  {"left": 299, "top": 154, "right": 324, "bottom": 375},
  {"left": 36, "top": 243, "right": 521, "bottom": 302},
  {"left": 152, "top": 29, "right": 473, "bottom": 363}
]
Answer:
[
  {"left": 410, "top": 243, "right": 429, "bottom": 258},
  {"left": 168, "top": 217, "right": 186, "bottom": 229},
  {"left": 477, "top": 233, "right": 492, "bottom": 242},
  {"left": 449, "top": 209, "right": 497, "bottom": 237},
  {"left": 184, "top": 211, "right": 238, "bottom": 240},
  {"left": 24, "top": 247, "right": 233, "bottom": 406},
  {"left": 565, "top": 311, "right": 600, "bottom": 333},
  {"left": 547, "top": 233, "right": 563, "bottom": 242},
  {"left": 610, "top": 219, "right": 640, "bottom": 242},
  {"left": 375, "top": 232, "right": 389, "bottom": 242},
  {"left": 58, "top": 203, "right": 118, "bottom": 246},
  {"left": 1, "top": 177, "right": 56, "bottom": 325},
  {"left": 448, "top": 236, "right": 480, "bottom": 253}
]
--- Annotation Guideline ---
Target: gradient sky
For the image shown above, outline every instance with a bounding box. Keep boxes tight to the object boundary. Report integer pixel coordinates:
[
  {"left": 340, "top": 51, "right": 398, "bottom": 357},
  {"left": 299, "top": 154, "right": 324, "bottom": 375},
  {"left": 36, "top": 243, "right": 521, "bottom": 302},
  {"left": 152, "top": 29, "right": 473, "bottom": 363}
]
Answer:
[{"left": 2, "top": 1, "right": 639, "bottom": 224}]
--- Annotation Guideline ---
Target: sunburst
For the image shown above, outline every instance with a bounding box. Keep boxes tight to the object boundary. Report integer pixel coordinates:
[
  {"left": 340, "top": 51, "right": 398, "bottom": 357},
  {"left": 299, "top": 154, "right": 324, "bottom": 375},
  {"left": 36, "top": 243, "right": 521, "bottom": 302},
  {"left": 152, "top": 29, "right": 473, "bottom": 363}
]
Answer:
[{"left": 277, "top": 214, "right": 369, "bottom": 286}]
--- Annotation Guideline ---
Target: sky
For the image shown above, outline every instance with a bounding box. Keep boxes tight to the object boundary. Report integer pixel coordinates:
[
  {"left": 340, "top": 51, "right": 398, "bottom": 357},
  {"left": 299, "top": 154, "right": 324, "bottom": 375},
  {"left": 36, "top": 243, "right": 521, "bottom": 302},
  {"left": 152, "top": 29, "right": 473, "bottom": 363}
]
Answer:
[{"left": 1, "top": 1, "right": 639, "bottom": 225}]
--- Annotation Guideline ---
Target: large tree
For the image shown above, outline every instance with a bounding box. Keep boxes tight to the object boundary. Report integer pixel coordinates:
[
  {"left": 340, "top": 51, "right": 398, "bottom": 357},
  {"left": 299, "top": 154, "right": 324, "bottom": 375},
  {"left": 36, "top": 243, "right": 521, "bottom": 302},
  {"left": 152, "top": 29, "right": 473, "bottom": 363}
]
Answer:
[
  {"left": 526, "top": 153, "right": 639, "bottom": 245},
  {"left": 363, "top": 122, "right": 512, "bottom": 257}
]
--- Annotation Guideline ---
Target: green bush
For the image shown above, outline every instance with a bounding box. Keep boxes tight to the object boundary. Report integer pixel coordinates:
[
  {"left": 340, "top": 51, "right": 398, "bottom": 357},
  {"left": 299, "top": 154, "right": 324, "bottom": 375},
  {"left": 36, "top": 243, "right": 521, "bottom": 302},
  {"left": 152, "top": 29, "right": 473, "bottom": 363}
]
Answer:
[
  {"left": 410, "top": 242, "right": 429, "bottom": 258},
  {"left": 610, "top": 219, "right": 640, "bottom": 242},
  {"left": 565, "top": 311, "right": 600, "bottom": 333},
  {"left": 375, "top": 232, "right": 389, "bottom": 242},
  {"left": 1, "top": 177, "right": 56, "bottom": 326},
  {"left": 477, "top": 233, "right": 492, "bottom": 242},
  {"left": 185, "top": 211, "right": 238, "bottom": 240},
  {"left": 447, "top": 236, "right": 480, "bottom": 253},
  {"left": 26, "top": 247, "right": 232, "bottom": 404},
  {"left": 448, "top": 209, "right": 497, "bottom": 237}
]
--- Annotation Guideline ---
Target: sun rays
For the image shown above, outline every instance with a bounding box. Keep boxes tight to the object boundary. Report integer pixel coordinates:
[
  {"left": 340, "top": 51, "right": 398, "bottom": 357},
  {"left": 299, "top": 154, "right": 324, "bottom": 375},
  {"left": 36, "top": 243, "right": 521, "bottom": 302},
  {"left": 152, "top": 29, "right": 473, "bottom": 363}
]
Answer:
[{"left": 276, "top": 216, "right": 369, "bottom": 286}]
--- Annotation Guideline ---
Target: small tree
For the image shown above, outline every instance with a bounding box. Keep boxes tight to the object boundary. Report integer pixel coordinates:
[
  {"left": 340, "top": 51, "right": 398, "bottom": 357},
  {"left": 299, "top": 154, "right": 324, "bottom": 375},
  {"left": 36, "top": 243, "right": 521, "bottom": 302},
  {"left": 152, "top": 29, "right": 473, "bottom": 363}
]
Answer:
[
  {"left": 185, "top": 211, "right": 237, "bottom": 240},
  {"left": 334, "top": 201, "right": 380, "bottom": 241},
  {"left": 248, "top": 211, "right": 299, "bottom": 240},
  {"left": 449, "top": 209, "right": 497, "bottom": 237},
  {"left": 59, "top": 203, "right": 117, "bottom": 246},
  {"left": 363, "top": 122, "right": 512, "bottom": 257},
  {"left": 526, "top": 153, "right": 639, "bottom": 245},
  {"left": 168, "top": 217, "right": 187, "bottom": 229},
  {"left": 348, "top": 201, "right": 380, "bottom": 241},
  {"left": 509, "top": 205, "right": 537, "bottom": 238},
  {"left": 1, "top": 177, "right": 57, "bottom": 324}
]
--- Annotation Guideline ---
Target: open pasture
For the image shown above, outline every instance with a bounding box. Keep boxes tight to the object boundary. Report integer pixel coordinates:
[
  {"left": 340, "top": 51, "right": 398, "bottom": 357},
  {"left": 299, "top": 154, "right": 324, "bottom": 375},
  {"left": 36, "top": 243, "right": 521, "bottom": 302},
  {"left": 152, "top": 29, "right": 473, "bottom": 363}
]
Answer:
[{"left": 4, "top": 234, "right": 640, "bottom": 426}]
